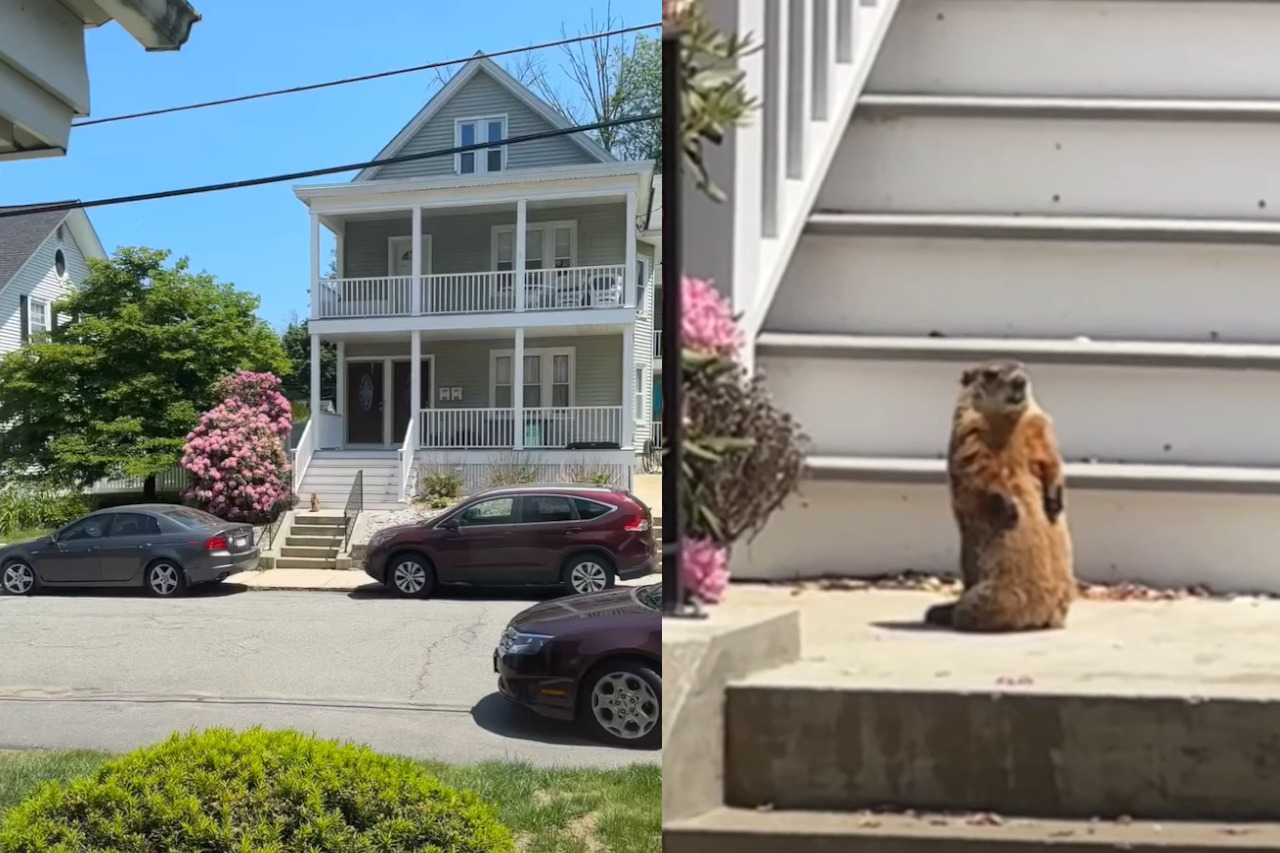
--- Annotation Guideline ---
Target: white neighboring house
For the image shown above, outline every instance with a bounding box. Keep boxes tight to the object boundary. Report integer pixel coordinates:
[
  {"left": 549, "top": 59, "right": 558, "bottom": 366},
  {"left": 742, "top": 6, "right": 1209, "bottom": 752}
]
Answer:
[
  {"left": 292, "top": 54, "right": 658, "bottom": 510},
  {"left": 0, "top": 203, "right": 105, "bottom": 355},
  {"left": 641, "top": 175, "right": 662, "bottom": 449}
]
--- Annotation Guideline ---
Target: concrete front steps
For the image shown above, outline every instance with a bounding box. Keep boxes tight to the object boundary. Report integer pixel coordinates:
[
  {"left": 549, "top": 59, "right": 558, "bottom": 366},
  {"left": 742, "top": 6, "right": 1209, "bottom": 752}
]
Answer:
[
  {"left": 274, "top": 513, "right": 348, "bottom": 570},
  {"left": 738, "top": 0, "right": 1280, "bottom": 595},
  {"left": 297, "top": 450, "right": 405, "bottom": 511},
  {"left": 664, "top": 589, "right": 1280, "bottom": 851}
]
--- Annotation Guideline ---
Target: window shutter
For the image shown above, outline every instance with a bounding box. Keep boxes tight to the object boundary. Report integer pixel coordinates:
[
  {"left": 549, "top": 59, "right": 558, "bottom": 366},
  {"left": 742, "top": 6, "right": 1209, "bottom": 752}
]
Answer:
[{"left": 18, "top": 295, "right": 28, "bottom": 344}]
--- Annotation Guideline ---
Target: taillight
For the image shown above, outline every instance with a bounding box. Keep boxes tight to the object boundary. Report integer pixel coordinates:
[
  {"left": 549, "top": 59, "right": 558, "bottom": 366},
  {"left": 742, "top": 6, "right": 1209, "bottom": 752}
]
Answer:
[
  {"left": 204, "top": 536, "right": 228, "bottom": 551},
  {"left": 623, "top": 515, "right": 651, "bottom": 532}
]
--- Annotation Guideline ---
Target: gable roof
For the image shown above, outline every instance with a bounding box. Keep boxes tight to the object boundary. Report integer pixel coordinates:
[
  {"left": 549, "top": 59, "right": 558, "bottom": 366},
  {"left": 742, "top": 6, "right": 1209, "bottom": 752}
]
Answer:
[
  {"left": 0, "top": 202, "right": 107, "bottom": 292},
  {"left": 354, "top": 53, "right": 615, "bottom": 182}
]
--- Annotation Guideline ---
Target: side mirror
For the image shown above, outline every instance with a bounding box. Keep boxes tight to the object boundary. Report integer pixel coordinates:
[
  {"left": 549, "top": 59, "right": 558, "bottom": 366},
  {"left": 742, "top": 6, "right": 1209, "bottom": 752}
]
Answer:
[
  {"left": 440, "top": 517, "right": 460, "bottom": 531},
  {"left": 46, "top": 532, "right": 59, "bottom": 544}
]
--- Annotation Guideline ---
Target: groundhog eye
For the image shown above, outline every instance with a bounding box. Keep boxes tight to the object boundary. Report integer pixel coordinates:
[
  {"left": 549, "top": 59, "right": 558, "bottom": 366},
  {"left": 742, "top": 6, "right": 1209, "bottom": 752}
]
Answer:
[{"left": 982, "top": 370, "right": 998, "bottom": 382}]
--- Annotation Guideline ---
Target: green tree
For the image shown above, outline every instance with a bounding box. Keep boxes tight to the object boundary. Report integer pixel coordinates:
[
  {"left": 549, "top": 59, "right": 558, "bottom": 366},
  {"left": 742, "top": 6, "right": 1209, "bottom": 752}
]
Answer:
[
  {"left": 280, "top": 316, "right": 337, "bottom": 410},
  {"left": 0, "top": 247, "right": 290, "bottom": 500},
  {"left": 616, "top": 34, "right": 661, "bottom": 166}
]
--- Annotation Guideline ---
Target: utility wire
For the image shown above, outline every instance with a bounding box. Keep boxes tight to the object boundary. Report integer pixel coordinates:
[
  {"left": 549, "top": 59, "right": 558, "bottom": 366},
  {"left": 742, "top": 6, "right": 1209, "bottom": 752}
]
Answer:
[
  {"left": 0, "top": 113, "right": 661, "bottom": 219},
  {"left": 73, "top": 23, "right": 659, "bottom": 128}
]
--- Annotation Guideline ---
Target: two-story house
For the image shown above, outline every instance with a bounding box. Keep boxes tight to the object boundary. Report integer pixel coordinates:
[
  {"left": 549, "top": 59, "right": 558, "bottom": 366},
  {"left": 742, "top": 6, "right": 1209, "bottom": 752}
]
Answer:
[
  {"left": 0, "top": 203, "right": 105, "bottom": 355},
  {"left": 292, "top": 54, "right": 658, "bottom": 509},
  {"left": 641, "top": 176, "right": 662, "bottom": 449}
]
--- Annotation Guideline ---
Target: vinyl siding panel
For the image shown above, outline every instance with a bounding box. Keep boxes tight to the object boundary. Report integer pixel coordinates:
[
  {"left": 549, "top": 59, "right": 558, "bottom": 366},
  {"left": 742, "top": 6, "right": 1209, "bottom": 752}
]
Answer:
[
  {"left": 341, "top": 204, "right": 627, "bottom": 278},
  {"left": 370, "top": 70, "right": 599, "bottom": 181},
  {"left": 0, "top": 225, "right": 89, "bottom": 357},
  {"left": 633, "top": 243, "right": 656, "bottom": 448}
]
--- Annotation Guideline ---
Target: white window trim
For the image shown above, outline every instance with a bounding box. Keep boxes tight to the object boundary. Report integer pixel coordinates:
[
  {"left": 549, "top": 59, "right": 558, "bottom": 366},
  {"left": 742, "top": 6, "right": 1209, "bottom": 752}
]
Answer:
[
  {"left": 489, "top": 220, "right": 579, "bottom": 271},
  {"left": 488, "top": 346, "right": 576, "bottom": 408},
  {"left": 455, "top": 114, "right": 508, "bottom": 175},
  {"left": 386, "top": 235, "right": 434, "bottom": 276},
  {"left": 27, "top": 296, "right": 50, "bottom": 335}
]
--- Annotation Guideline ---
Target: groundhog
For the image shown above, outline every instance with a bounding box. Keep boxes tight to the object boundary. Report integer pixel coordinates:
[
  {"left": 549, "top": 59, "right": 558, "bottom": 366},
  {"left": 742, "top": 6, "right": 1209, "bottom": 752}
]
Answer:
[{"left": 925, "top": 360, "right": 1076, "bottom": 632}]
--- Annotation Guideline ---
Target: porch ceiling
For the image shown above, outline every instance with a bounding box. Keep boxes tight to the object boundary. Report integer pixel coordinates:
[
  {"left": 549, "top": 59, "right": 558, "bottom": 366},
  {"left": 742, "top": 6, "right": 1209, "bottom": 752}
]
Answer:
[
  {"left": 320, "top": 323, "right": 629, "bottom": 344},
  {"left": 321, "top": 194, "right": 627, "bottom": 226}
]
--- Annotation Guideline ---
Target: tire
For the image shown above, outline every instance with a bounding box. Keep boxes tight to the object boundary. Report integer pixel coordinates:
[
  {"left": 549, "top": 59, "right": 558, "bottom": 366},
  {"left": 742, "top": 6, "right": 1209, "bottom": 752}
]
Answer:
[
  {"left": 562, "top": 553, "right": 615, "bottom": 596},
  {"left": 386, "top": 552, "right": 436, "bottom": 598},
  {"left": 144, "top": 560, "right": 187, "bottom": 597},
  {"left": 0, "top": 560, "right": 38, "bottom": 596},
  {"left": 580, "top": 660, "right": 662, "bottom": 748}
]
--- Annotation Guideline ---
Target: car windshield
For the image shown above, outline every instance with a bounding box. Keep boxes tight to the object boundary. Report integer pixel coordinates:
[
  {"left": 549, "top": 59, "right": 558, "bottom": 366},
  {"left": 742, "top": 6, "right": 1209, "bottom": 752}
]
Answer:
[
  {"left": 160, "top": 507, "right": 224, "bottom": 529},
  {"left": 635, "top": 583, "right": 662, "bottom": 612}
]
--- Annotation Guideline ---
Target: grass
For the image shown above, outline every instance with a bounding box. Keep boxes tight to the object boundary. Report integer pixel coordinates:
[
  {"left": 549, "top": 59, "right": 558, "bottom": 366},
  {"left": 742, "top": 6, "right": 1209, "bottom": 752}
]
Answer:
[
  {"left": 0, "top": 527, "right": 51, "bottom": 545},
  {"left": 0, "top": 750, "right": 661, "bottom": 853}
]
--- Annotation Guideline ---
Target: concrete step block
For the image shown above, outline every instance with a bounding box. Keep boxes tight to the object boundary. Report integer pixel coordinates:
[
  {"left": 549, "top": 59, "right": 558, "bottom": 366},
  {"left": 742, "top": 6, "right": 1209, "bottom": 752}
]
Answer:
[
  {"left": 285, "top": 535, "right": 343, "bottom": 548},
  {"left": 281, "top": 546, "right": 339, "bottom": 558},
  {"left": 274, "top": 556, "right": 341, "bottom": 570}
]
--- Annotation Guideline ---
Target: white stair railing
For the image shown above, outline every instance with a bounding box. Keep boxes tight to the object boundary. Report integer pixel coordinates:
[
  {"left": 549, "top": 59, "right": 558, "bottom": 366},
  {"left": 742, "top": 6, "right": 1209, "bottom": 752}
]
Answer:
[
  {"left": 398, "top": 414, "right": 416, "bottom": 502},
  {"left": 687, "top": 0, "right": 902, "bottom": 358},
  {"left": 292, "top": 418, "right": 315, "bottom": 495}
]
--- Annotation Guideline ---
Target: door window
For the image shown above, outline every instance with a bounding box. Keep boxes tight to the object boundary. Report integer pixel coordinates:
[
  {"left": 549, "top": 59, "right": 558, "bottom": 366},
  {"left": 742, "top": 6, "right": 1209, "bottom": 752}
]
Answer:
[
  {"left": 108, "top": 513, "right": 161, "bottom": 538},
  {"left": 494, "top": 356, "right": 513, "bottom": 407},
  {"left": 60, "top": 515, "right": 111, "bottom": 541},
  {"left": 458, "top": 497, "right": 516, "bottom": 526},
  {"left": 523, "top": 355, "right": 542, "bottom": 408},
  {"left": 524, "top": 495, "right": 576, "bottom": 523}
]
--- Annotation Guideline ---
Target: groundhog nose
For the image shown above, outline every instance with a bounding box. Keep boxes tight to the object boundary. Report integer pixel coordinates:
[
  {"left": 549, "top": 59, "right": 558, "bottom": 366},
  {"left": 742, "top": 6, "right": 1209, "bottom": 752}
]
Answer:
[{"left": 1010, "top": 376, "right": 1028, "bottom": 391}]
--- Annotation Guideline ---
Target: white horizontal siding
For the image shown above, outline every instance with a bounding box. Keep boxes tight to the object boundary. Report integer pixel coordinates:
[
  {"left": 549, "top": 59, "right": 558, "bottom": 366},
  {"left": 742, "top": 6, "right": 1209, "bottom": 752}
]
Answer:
[{"left": 0, "top": 223, "right": 88, "bottom": 357}]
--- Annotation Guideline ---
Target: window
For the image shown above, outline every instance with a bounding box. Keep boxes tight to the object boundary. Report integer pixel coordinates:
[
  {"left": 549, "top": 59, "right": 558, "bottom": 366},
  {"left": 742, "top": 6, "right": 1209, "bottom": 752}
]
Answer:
[
  {"left": 458, "top": 496, "right": 516, "bottom": 526},
  {"left": 161, "top": 507, "right": 225, "bottom": 528},
  {"left": 59, "top": 515, "right": 111, "bottom": 541},
  {"left": 491, "top": 348, "right": 574, "bottom": 409},
  {"left": 523, "top": 354, "right": 541, "bottom": 407},
  {"left": 634, "top": 367, "right": 645, "bottom": 423},
  {"left": 636, "top": 258, "right": 648, "bottom": 311},
  {"left": 552, "top": 354, "right": 571, "bottom": 407},
  {"left": 456, "top": 116, "right": 506, "bottom": 175},
  {"left": 491, "top": 222, "right": 577, "bottom": 272},
  {"left": 54, "top": 249, "right": 67, "bottom": 279},
  {"left": 494, "top": 355, "right": 513, "bottom": 407},
  {"left": 109, "top": 513, "right": 162, "bottom": 538},
  {"left": 495, "top": 231, "right": 514, "bottom": 271},
  {"left": 28, "top": 297, "right": 48, "bottom": 336},
  {"left": 574, "top": 498, "right": 614, "bottom": 520},
  {"left": 524, "top": 495, "right": 575, "bottom": 523}
]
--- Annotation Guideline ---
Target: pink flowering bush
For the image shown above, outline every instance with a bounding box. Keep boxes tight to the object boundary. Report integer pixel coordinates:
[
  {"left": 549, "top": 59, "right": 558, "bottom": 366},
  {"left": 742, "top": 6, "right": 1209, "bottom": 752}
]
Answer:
[
  {"left": 181, "top": 372, "right": 293, "bottom": 522},
  {"left": 682, "top": 276, "right": 741, "bottom": 357},
  {"left": 680, "top": 537, "right": 728, "bottom": 604}
]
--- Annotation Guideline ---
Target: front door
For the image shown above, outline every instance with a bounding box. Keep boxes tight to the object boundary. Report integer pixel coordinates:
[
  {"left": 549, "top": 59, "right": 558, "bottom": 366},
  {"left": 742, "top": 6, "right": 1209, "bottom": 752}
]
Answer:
[
  {"left": 346, "top": 362, "right": 385, "bottom": 445},
  {"left": 431, "top": 496, "right": 523, "bottom": 583},
  {"left": 392, "top": 359, "right": 433, "bottom": 446},
  {"left": 34, "top": 514, "right": 112, "bottom": 583}
]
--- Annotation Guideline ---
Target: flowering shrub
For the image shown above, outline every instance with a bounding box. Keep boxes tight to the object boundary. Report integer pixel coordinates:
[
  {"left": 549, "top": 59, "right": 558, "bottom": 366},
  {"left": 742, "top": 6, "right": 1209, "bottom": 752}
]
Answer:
[
  {"left": 681, "top": 536, "right": 729, "bottom": 604},
  {"left": 682, "top": 276, "right": 741, "bottom": 357},
  {"left": 181, "top": 372, "right": 293, "bottom": 522}
]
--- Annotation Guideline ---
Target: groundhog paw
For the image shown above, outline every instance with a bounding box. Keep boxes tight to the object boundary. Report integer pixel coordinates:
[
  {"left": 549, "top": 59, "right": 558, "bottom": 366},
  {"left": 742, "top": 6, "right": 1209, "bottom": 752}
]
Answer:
[
  {"left": 987, "top": 491, "right": 1019, "bottom": 528},
  {"left": 924, "top": 602, "right": 956, "bottom": 627},
  {"left": 1044, "top": 484, "right": 1064, "bottom": 523}
]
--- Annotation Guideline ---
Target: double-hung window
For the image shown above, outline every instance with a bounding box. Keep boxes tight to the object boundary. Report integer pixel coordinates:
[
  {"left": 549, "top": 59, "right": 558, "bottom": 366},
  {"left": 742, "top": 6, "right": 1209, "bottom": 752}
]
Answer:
[{"left": 456, "top": 116, "right": 507, "bottom": 175}]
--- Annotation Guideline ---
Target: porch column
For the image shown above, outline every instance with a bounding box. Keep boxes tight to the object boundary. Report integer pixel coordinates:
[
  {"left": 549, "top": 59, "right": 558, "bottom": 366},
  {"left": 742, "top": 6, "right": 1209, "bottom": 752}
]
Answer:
[
  {"left": 310, "top": 333, "right": 322, "bottom": 438},
  {"left": 410, "top": 330, "right": 422, "bottom": 448},
  {"left": 624, "top": 189, "right": 638, "bottom": 307},
  {"left": 309, "top": 211, "right": 321, "bottom": 319},
  {"left": 622, "top": 328, "right": 635, "bottom": 448},
  {"left": 410, "top": 206, "right": 423, "bottom": 315},
  {"left": 335, "top": 341, "right": 346, "bottom": 414},
  {"left": 513, "top": 327, "right": 525, "bottom": 449},
  {"left": 515, "top": 199, "right": 527, "bottom": 312}
]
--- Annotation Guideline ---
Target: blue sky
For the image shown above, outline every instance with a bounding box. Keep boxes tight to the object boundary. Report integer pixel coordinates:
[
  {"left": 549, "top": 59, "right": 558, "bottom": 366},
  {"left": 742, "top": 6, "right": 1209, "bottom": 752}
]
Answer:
[{"left": 0, "top": 0, "right": 657, "bottom": 329}]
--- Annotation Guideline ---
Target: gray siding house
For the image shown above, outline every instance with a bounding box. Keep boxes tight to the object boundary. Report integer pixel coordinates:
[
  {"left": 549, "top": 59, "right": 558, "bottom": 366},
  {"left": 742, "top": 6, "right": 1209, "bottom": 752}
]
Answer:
[
  {"left": 0, "top": 204, "right": 105, "bottom": 356},
  {"left": 292, "top": 54, "right": 657, "bottom": 508}
]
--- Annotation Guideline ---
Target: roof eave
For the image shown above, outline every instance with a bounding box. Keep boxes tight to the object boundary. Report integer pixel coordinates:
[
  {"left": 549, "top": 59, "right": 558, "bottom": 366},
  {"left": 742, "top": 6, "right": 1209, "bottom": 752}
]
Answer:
[{"left": 85, "top": 0, "right": 202, "bottom": 51}]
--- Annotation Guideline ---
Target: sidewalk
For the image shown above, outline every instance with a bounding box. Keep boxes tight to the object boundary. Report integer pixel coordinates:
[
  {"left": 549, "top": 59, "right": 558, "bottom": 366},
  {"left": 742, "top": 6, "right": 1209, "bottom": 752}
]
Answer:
[{"left": 238, "top": 568, "right": 658, "bottom": 592}]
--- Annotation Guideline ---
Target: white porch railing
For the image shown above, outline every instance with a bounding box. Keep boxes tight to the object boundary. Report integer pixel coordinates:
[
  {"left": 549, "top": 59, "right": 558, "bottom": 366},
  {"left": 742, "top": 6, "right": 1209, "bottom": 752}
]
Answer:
[
  {"left": 313, "top": 265, "right": 630, "bottom": 320},
  {"left": 522, "top": 406, "right": 623, "bottom": 448},
  {"left": 687, "top": 0, "right": 903, "bottom": 354},
  {"left": 292, "top": 419, "right": 315, "bottom": 493},
  {"left": 650, "top": 422, "right": 663, "bottom": 449},
  {"left": 397, "top": 414, "right": 416, "bottom": 501},
  {"left": 420, "top": 408, "right": 515, "bottom": 449},
  {"left": 653, "top": 329, "right": 663, "bottom": 357},
  {"left": 316, "top": 276, "right": 413, "bottom": 318}
]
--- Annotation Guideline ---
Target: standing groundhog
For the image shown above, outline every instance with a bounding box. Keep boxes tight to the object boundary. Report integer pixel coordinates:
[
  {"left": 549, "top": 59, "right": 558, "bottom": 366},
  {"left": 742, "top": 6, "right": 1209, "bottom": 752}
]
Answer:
[{"left": 925, "top": 360, "right": 1076, "bottom": 632}]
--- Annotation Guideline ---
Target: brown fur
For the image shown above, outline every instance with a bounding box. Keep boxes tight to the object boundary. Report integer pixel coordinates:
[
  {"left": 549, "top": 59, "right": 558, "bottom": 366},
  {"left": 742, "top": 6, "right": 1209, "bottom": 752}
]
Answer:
[{"left": 925, "top": 360, "right": 1076, "bottom": 632}]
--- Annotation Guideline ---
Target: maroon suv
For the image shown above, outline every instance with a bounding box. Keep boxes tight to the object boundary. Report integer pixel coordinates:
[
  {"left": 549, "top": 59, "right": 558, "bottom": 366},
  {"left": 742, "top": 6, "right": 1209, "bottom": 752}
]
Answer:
[{"left": 363, "top": 484, "right": 656, "bottom": 597}]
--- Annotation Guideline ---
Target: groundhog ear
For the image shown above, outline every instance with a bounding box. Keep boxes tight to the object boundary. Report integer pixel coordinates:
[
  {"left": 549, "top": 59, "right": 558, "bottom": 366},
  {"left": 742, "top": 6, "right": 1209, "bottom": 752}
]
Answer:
[{"left": 960, "top": 368, "right": 978, "bottom": 387}]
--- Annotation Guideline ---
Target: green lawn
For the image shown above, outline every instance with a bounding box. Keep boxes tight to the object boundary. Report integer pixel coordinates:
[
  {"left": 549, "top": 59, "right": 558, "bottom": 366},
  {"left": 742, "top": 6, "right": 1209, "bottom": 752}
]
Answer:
[
  {"left": 0, "top": 527, "right": 51, "bottom": 545},
  {"left": 0, "top": 750, "right": 660, "bottom": 853}
]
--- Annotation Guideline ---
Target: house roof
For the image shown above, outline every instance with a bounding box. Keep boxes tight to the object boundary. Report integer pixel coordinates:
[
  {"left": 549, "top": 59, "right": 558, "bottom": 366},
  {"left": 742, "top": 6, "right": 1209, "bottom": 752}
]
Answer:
[
  {"left": 354, "top": 52, "right": 616, "bottom": 182},
  {"left": 0, "top": 202, "right": 107, "bottom": 291}
]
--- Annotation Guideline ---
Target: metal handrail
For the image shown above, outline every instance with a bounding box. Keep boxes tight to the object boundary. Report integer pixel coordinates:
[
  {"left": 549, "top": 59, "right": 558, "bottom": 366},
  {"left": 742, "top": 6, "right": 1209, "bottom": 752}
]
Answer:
[
  {"left": 257, "top": 512, "right": 285, "bottom": 552},
  {"left": 343, "top": 470, "right": 363, "bottom": 551}
]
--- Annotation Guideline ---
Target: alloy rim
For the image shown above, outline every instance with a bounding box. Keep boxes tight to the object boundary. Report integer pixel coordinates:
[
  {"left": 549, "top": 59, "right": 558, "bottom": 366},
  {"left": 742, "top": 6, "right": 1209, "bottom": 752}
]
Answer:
[
  {"left": 591, "top": 671, "right": 659, "bottom": 741},
  {"left": 150, "top": 564, "right": 179, "bottom": 596},
  {"left": 3, "top": 564, "right": 33, "bottom": 594},
  {"left": 570, "top": 561, "right": 608, "bottom": 593},
  {"left": 394, "top": 561, "right": 426, "bottom": 594}
]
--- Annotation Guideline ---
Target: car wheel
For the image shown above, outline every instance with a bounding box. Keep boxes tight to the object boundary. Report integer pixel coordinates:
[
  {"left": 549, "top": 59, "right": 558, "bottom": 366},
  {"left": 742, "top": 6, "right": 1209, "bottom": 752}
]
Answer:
[
  {"left": 581, "top": 660, "right": 661, "bottom": 748},
  {"left": 562, "top": 554, "right": 614, "bottom": 596},
  {"left": 0, "top": 560, "right": 37, "bottom": 596},
  {"left": 144, "top": 561, "right": 186, "bottom": 597},
  {"left": 387, "top": 553, "right": 435, "bottom": 598}
]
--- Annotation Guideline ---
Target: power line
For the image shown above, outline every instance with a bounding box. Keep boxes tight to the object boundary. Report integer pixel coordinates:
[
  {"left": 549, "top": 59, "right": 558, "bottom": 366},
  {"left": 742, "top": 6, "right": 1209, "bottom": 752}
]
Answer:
[
  {"left": 0, "top": 113, "right": 661, "bottom": 219},
  {"left": 73, "top": 23, "right": 659, "bottom": 128}
]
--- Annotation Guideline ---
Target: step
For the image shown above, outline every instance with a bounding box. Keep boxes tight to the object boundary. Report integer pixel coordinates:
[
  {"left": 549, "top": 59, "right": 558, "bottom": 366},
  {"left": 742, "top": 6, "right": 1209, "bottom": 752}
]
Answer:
[
  {"left": 735, "top": 457, "right": 1280, "bottom": 592},
  {"left": 859, "top": 94, "right": 1280, "bottom": 123},
  {"left": 274, "top": 556, "right": 341, "bottom": 570},
  {"left": 665, "top": 808, "right": 1280, "bottom": 852},
  {"left": 756, "top": 334, "right": 1280, "bottom": 467},
  {"left": 822, "top": 108, "right": 1280, "bottom": 220},
  {"left": 285, "top": 535, "right": 344, "bottom": 548},
  {"left": 292, "top": 514, "right": 347, "bottom": 526},
  {"left": 301, "top": 473, "right": 401, "bottom": 486},
  {"left": 722, "top": 590, "right": 1280, "bottom": 822},
  {"left": 280, "top": 546, "right": 339, "bottom": 559},
  {"left": 767, "top": 230, "right": 1280, "bottom": 342},
  {"left": 868, "top": 0, "right": 1280, "bottom": 98}
]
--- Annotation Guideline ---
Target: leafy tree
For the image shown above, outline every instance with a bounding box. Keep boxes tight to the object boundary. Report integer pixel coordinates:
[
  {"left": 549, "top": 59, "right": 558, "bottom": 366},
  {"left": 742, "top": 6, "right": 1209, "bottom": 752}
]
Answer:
[
  {"left": 279, "top": 317, "right": 337, "bottom": 409},
  {"left": 0, "top": 247, "right": 290, "bottom": 500},
  {"left": 617, "top": 34, "right": 661, "bottom": 166}
]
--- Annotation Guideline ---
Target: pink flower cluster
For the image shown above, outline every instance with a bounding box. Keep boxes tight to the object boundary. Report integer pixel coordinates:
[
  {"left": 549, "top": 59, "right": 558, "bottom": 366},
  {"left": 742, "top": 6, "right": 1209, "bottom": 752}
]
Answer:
[
  {"left": 180, "top": 371, "right": 293, "bottom": 522},
  {"left": 681, "top": 536, "right": 729, "bottom": 604},
  {"left": 682, "top": 276, "right": 741, "bottom": 358}
]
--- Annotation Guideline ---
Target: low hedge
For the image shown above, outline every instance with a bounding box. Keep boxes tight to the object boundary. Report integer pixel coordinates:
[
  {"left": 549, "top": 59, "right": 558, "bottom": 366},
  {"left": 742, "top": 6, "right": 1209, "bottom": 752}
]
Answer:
[{"left": 0, "top": 728, "right": 515, "bottom": 853}]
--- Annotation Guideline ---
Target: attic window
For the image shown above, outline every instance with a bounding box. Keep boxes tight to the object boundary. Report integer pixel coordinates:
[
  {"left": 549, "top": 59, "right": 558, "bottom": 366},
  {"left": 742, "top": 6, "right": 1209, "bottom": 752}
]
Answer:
[
  {"left": 456, "top": 116, "right": 506, "bottom": 175},
  {"left": 54, "top": 249, "right": 67, "bottom": 279}
]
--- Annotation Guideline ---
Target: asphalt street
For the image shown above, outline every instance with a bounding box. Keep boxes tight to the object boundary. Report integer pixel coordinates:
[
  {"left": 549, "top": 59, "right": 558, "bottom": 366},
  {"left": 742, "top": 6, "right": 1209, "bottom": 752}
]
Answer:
[{"left": 0, "top": 585, "right": 660, "bottom": 768}]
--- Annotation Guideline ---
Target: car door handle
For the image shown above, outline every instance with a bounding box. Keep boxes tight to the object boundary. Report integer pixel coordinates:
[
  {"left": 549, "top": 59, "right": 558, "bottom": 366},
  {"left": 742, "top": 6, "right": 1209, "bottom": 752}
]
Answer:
[{"left": 565, "top": 527, "right": 583, "bottom": 534}]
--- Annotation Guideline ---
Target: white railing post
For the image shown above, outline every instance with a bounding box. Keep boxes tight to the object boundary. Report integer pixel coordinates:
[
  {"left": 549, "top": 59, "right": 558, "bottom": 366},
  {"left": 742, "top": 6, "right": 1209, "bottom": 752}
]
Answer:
[
  {"left": 410, "top": 206, "right": 423, "bottom": 315},
  {"left": 513, "top": 327, "right": 525, "bottom": 449},
  {"left": 293, "top": 419, "right": 315, "bottom": 494},
  {"left": 515, "top": 200, "right": 527, "bottom": 312},
  {"left": 310, "top": 211, "right": 321, "bottom": 319},
  {"left": 310, "top": 332, "right": 323, "bottom": 443},
  {"left": 625, "top": 190, "right": 638, "bottom": 308},
  {"left": 335, "top": 341, "right": 345, "bottom": 415}
]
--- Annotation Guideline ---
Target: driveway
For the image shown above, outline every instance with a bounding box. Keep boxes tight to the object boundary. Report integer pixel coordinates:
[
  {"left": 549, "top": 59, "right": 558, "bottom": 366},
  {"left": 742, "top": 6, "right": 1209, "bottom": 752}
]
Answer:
[{"left": 0, "top": 586, "right": 660, "bottom": 767}]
